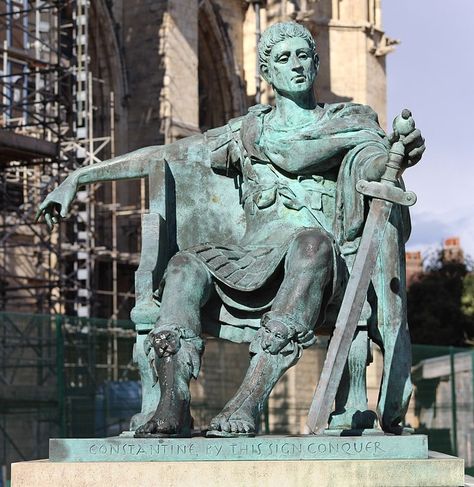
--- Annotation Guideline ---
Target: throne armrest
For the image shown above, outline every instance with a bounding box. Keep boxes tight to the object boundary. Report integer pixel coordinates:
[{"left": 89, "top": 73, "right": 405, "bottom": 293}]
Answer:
[
  {"left": 130, "top": 212, "right": 166, "bottom": 330},
  {"left": 130, "top": 159, "right": 175, "bottom": 331}
]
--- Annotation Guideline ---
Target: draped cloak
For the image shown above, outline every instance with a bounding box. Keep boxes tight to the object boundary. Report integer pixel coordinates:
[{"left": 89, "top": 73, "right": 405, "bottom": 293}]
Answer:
[{"left": 181, "top": 103, "right": 410, "bottom": 339}]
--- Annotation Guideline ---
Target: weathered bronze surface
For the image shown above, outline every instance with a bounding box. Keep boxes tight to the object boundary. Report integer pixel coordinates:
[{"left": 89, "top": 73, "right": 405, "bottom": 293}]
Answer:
[
  {"left": 37, "top": 22, "right": 425, "bottom": 439},
  {"left": 307, "top": 110, "right": 420, "bottom": 434},
  {"left": 49, "top": 435, "right": 428, "bottom": 462}
]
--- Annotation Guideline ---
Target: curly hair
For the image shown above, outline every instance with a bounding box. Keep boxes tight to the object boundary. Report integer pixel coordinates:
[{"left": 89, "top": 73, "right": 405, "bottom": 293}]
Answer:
[{"left": 258, "top": 22, "right": 319, "bottom": 80}]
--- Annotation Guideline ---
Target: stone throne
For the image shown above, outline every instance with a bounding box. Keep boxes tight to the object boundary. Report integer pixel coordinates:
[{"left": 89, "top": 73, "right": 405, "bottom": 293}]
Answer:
[
  {"left": 126, "top": 151, "right": 387, "bottom": 434},
  {"left": 128, "top": 155, "right": 254, "bottom": 431}
]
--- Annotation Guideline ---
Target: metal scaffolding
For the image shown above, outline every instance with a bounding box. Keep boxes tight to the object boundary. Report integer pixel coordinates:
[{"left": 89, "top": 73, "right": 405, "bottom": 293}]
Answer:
[
  {"left": 0, "top": 1, "right": 142, "bottom": 475},
  {"left": 0, "top": 0, "right": 67, "bottom": 315},
  {"left": 0, "top": 0, "right": 139, "bottom": 320}
]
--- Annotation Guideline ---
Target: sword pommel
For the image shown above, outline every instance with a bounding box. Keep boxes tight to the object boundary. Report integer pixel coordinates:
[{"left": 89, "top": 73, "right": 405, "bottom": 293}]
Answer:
[{"left": 396, "top": 109, "right": 415, "bottom": 137}]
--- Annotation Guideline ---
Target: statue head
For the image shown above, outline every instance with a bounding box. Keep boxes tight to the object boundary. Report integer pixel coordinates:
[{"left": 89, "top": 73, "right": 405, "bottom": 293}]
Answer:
[{"left": 258, "top": 22, "right": 319, "bottom": 96}]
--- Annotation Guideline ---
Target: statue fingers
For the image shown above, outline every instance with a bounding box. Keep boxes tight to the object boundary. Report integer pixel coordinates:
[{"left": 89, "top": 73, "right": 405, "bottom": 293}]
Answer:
[
  {"left": 402, "top": 128, "right": 422, "bottom": 147},
  {"left": 35, "top": 198, "right": 52, "bottom": 222},
  {"left": 408, "top": 144, "right": 426, "bottom": 160},
  {"left": 59, "top": 201, "right": 70, "bottom": 219},
  {"left": 44, "top": 211, "right": 54, "bottom": 230},
  {"left": 52, "top": 203, "right": 63, "bottom": 223},
  {"left": 34, "top": 208, "right": 44, "bottom": 223},
  {"left": 404, "top": 135, "right": 425, "bottom": 155},
  {"left": 36, "top": 198, "right": 65, "bottom": 224},
  {"left": 388, "top": 129, "right": 399, "bottom": 145},
  {"left": 408, "top": 144, "right": 426, "bottom": 164}
]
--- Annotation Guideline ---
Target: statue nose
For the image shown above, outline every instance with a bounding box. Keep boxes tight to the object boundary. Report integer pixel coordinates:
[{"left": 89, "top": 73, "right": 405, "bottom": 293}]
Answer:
[{"left": 291, "top": 56, "right": 303, "bottom": 71}]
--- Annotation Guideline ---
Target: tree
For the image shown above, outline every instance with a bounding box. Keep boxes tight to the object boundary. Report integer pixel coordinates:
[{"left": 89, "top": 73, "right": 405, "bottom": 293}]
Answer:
[
  {"left": 407, "top": 250, "right": 474, "bottom": 347},
  {"left": 462, "top": 273, "right": 474, "bottom": 321}
]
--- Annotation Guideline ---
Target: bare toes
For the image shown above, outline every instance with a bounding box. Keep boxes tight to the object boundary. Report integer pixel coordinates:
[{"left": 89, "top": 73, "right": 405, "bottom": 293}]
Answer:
[{"left": 220, "top": 419, "right": 231, "bottom": 432}]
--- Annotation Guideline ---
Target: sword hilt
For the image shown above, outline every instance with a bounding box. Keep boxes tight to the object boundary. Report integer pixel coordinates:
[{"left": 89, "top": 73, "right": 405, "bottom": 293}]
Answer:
[
  {"left": 357, "top": 109, "right": 417, "bottom": 206},
  {"left": 382, "top": 108, "right": 414, "bottom": 186}
]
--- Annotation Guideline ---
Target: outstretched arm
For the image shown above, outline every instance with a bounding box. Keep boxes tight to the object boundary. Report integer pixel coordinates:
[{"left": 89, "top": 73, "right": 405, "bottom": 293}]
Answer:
[
  {"left": 36, "top": 134, "right": 207, "bottom": 229},
  {"left": 35, "top": 145, "right": 164, "bottom": 229},
  {"left": 73, "top": 134, "right": 207, "bottom": 184},
  {"left": 74, "top": 145, "right": 163, "bottom": 185}
]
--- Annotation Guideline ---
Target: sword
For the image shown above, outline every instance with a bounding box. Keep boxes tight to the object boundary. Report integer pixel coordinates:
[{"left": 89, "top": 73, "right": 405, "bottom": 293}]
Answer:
[{"left": 306, "top": 109, "right": 417, "bottom": 434}]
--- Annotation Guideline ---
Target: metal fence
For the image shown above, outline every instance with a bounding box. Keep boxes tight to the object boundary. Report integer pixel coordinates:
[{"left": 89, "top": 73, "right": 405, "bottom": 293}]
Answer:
[{"left": 1, "top": 312, "right": 473, "bottom": 482}]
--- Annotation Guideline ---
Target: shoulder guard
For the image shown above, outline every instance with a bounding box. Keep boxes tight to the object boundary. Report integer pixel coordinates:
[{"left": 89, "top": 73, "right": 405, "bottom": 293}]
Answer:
[
  {"left": 240, "top": 105, "right": 272, "bottom": 161},
  {"left": 326, "top": 102, "right": 379, "bottom": 122},
  {"left": 247, "top": 104, "right": 273, "bottom": 116}
]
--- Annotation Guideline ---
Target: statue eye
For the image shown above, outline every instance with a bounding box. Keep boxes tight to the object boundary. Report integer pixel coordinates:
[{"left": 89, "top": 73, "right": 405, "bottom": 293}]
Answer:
[
  {"left": 278, "top": 55, "right": 289, "bottom": 63},
  {"left": 298, "top": 53, "right": 308, "bottom": 60},
  {"left": 275, "top": 333, "right": 282, "bottom": 339}
]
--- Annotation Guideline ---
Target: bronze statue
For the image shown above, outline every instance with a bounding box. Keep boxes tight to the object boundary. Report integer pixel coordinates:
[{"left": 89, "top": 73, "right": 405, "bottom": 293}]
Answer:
[{"left": 36, "top": 22, "right": 425, "bottom": 438}]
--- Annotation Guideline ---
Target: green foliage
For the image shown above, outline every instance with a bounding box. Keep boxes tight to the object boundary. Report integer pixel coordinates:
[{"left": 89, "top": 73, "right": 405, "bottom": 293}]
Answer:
[
  {"left": 407, "top": 250, "right": 474, "bottom": 346},
  {"left": 462, "top": 273, "right": 474, "bottom": 319}
]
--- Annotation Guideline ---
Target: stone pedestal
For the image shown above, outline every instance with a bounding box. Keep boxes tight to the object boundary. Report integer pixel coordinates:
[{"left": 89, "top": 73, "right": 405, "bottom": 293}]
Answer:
[
  {"left": 11, "top": 436, "right": 467, "bottom": 486},
  {"left": 12, "top": 452, "right": 465, "bottom": 487}
]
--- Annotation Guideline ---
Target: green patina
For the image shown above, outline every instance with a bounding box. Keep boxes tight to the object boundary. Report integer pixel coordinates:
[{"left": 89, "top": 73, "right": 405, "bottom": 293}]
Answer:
[
  {"left": 37, "top": 22, "right": 425, "bottom": 440},
  {"left": 49, "top": 435, "right": 428, "bottom": 462}
]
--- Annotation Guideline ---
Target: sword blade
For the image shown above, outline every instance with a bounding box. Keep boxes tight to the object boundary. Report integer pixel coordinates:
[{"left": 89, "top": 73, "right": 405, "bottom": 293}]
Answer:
[{"left": 307, "top": 198, "right": 393, "bottom": 434}]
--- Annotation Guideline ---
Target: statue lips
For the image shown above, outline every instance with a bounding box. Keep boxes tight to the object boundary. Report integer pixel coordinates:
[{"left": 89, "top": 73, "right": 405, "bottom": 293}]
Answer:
[{"left": 292, "top": 74, "right": 306, "bottom": 84}]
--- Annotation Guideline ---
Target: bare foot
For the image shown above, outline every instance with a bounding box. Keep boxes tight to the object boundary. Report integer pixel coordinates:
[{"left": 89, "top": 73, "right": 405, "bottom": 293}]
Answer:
[
  {"left": 135, "top": 404, "right": 192, "bottom": 437},
  {"left": 135, "top": 415, "right": 189, "bottom": 436},
  {"left": 208, "top": 402, "right": 257, "bottom": 436}
]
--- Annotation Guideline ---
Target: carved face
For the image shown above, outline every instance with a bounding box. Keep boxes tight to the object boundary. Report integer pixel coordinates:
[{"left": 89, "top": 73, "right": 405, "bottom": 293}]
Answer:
[
  {"left": 262, "top": 320, "right": 293, "bottom": 354},
  {"left": 152, "top": 329, "right": 181, "bottom": 357},
  {"left": 264, "top": 37, "right": 316, "bottom": 95}
]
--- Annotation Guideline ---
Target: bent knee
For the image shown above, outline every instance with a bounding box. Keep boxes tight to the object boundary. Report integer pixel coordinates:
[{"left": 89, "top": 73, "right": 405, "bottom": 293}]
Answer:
[
  {"left": 167, "top": 251, "right": 209, "bottom": 278},
  {"left": 291, "top": 229, "right": 333, "bottom": 264}
]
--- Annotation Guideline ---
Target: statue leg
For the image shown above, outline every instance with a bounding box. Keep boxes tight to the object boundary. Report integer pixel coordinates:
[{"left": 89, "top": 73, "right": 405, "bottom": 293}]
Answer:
[
  {"left": 328, "top": 326, "right": 377, "bottom": 430},
  {"left": 135, "top": 251, "right": 212, "bottom": 437},
  {"left": 371, "top": 215, "right": 413, "bottom": 434},
  {"left": 209, "top": 340, "right": 301, "bottom": 435},
  {"left": 372, "top": 317, "right": 413, "bottom": 434},
  {"left": 209, "top": 229, "right": 334, "bottom": 435}
]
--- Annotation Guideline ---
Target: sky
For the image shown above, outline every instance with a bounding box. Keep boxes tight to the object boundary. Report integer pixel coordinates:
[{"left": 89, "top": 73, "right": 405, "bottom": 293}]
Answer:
[{"left": 383, "top": 0, "right": 474, "bottom": 259}]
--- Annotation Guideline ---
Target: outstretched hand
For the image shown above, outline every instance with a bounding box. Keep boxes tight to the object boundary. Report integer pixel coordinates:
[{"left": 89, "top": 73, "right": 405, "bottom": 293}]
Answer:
[{"left": 35, "top": 179, "right": 77, "bottom": 231}]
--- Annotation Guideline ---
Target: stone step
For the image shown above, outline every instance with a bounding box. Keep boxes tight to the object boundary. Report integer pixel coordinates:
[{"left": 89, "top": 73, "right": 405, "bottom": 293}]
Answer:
[{"left": 12, "top": 452, "right": 465, "bottom": 487}]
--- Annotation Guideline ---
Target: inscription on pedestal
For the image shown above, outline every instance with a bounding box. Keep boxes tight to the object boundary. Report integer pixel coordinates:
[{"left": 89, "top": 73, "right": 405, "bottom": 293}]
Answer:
[{"left": 50, "top": 435, "right": 428, "bottom": 463}]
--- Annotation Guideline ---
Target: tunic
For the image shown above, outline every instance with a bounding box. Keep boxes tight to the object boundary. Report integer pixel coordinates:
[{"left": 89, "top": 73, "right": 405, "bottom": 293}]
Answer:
[{"left": 184, "top": 103, "right": 410, "bottom": 328}]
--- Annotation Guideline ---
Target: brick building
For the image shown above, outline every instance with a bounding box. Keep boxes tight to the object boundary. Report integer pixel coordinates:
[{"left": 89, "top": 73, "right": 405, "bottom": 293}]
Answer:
[{"left": 406, "top": 237, "right": 466, "bottom": 287}]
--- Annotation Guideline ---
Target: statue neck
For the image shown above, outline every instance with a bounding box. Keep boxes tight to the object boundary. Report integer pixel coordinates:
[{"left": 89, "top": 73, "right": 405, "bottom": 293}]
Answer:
[{"left": 272, "top": 89, "right": 317, "bottom": 126}]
